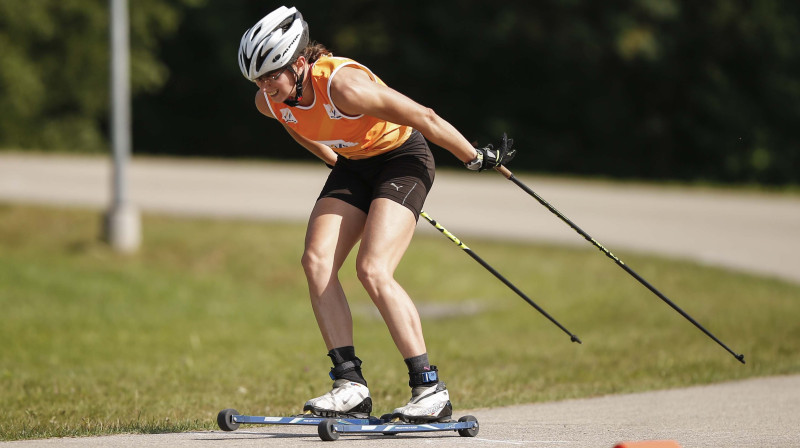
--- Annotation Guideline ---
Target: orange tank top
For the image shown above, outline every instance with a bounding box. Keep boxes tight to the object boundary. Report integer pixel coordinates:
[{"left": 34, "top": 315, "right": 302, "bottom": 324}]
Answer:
[{"left": 264, "top": 56, "right": 412, "bottom": 159}]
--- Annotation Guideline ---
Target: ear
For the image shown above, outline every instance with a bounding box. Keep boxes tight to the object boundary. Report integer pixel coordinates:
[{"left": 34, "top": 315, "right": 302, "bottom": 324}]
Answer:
[{"left": 293, "top": 56, "right": 306, "bottom": 73}]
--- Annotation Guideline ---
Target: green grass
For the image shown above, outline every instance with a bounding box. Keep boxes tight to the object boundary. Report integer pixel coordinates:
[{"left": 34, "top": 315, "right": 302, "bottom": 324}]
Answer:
[{"left": 1, "top": 203, "right": 798, "bottom": 440}]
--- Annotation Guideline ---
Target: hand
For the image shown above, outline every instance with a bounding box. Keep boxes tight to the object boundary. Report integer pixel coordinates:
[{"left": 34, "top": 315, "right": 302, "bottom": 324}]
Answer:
[{"left": 464, "top": 133, "right": 516, "bottom": 171}]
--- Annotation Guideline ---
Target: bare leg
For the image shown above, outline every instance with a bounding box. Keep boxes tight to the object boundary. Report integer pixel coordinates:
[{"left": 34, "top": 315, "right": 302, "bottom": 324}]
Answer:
[
  {"left": 356, "top": 199, "right": 426, "bottom": 358},
  {"left": 302, "top": 198, "right": 366, "bottom": 350}
]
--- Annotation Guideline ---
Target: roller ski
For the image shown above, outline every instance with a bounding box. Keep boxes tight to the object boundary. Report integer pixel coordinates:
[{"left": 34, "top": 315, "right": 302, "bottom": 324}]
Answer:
[
  {"left": 217, "top": 373, "right": 478, "bottom": 441},
  {"left": 217, "top": 408, "right": 478, "bottom": 441}
]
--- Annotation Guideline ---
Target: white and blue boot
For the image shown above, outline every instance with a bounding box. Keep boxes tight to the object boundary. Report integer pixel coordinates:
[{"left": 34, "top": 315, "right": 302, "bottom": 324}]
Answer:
[
  {"left": 303, "top": 379, "right": 372, "bottom": 418},
  {"left": 303, "top": 359, "right": 372, "bottom": 418},
  {"left": 391, "top": 366, "right": 453, "bottom": 422}
]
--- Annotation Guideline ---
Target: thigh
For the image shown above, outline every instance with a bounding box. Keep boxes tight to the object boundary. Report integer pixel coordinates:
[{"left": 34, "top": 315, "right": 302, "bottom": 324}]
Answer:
[
  {"left": 357, "top": 198, "right": 418, "bottom": 273},
  {"left": 317, "top": 163, "right": 373, "bottom": 215},
  {"left": 305, "top": 197, "right": 368, "bottom": 270}
]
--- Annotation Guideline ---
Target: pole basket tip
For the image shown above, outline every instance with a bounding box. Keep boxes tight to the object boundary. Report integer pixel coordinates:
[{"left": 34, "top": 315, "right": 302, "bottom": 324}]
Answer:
[
  {"left": 571, "top": 335, "right": 582, "bottom": 344},
  {"left": 736, "top": 354, "right": 746, "bottom": 364}
]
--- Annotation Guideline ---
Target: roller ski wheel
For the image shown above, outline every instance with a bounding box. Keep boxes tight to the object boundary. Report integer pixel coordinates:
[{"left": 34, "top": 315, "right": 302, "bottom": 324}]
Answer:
[
  {"left": 216, "top": 408, "right": 240, "bottom": 431},
  {"left": 318, "top": 418, "right": 340, "bottom": 441},
  {"left": 457, "top": 415, "right": 479, "bottom": 437},
  {"left": 377, "top": 413, "right": 399, "bottom": 436}
]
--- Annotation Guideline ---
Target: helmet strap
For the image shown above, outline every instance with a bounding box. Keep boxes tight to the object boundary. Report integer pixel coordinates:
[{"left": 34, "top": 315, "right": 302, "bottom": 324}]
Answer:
[{"left": 283, "top": 66, "right": 305, "bottom": 107}]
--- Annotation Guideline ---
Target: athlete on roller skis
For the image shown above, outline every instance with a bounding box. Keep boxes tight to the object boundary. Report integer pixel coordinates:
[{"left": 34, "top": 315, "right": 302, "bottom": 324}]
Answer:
[{"left": 237, "top": 5, "right": 515, "bottom": 422}]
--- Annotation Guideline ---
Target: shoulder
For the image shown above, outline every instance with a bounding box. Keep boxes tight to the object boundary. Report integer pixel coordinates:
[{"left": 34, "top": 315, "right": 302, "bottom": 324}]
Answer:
[
  {"left": 315, "top": 56, "right": 373, "bottom": 83},
  {"left": 254, "top": 90, "right": 275, "bottom": 119},
  {"left": 314, "top": 56, "right": 355, "bottom": 72},
  {"left": 329, "top": 63, "right": 376, "bottom": 96},
  {"left": 329, "top": 67, "right": 399, "bottom": 118}
]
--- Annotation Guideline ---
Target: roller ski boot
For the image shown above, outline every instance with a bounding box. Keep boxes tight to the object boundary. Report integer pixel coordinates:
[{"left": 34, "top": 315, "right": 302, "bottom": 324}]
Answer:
[
  {"left": 390, "top": 365, "right": 453, "bottom": 423},
  {"left": 391, "top": 381, "right": 452, "bottom": 422},
  {"left": 302, "top": 358, "right": 372, "bottom": 418},
  {"left": 303, "top": 379, "right": 372, "bottom": 418}
]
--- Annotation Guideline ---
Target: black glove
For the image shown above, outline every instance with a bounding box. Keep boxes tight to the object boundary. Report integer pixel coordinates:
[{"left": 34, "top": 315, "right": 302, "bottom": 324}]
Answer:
[{"left": 464, "top": 133, "right": 516, "bottom": 171}]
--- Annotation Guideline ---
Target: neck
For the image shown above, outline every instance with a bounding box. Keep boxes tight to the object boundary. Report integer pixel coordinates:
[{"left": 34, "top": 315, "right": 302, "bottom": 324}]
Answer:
[
  {"left": 284, "top": 63, "right": 314, "bottom": 107},
  {"left": 296, "top": 64, "right": 314, "bottom": 107}
]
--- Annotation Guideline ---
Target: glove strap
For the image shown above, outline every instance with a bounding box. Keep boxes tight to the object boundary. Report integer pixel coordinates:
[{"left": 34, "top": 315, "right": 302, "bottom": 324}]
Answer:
[{"left": 465, "top": 152, "right": 483, "bottom": 171}]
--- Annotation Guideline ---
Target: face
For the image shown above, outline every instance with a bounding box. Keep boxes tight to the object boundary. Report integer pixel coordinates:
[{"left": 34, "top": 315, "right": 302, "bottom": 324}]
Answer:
[
  {"left": 255, "top": 66, "right": 291, "bottom": 100},
  {"left": 255, "top": 58, "right": 304, "bottom": 101}
]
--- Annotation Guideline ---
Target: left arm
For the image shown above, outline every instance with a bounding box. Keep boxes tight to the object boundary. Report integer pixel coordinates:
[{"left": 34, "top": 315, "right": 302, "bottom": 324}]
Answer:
[{"left": 329, "top": 67, "right": 478, "bottom": 163}]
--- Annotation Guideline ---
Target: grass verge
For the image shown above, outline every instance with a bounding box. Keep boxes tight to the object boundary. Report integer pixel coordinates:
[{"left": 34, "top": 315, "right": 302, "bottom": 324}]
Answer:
[{"left": 1, "top": 203, "right": 798, "bottom": 440}]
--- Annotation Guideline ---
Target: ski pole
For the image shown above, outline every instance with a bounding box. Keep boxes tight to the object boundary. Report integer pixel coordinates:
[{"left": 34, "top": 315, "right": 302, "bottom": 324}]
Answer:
[
  {"left": 420, "top": 211, "right": 581, "bottom": 344},
  {"left": 493, "top": 165, "right": 745, "bottom": 364}
]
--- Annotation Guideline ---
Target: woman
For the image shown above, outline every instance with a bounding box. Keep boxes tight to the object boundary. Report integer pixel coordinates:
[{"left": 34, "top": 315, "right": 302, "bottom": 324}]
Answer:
[{"left": 238, "top": 6, "right": 514, "bottom": 422}]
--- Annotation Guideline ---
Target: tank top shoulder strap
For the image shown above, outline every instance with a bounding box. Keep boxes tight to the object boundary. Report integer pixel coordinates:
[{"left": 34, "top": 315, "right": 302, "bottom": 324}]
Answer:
[{"left": 314, "top": 57, "right": 380, "bottom": 119}]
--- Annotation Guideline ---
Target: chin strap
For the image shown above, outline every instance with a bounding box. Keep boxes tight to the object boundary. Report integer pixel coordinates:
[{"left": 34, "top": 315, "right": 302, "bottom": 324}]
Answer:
[{"left": 283, "top": 67, "right": 305, "bottom": 107}]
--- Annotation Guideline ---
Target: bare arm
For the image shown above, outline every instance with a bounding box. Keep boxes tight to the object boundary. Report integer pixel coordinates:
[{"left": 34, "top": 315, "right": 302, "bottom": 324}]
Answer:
[
  {"left": 329, "top": 68, "right": 478, "bottom": 163},
  {"left": 284, "top": 125, "right": 339, "bottom": 165},
  {"left": 254, "top": 90, "right": 338, "bottom": 165}
]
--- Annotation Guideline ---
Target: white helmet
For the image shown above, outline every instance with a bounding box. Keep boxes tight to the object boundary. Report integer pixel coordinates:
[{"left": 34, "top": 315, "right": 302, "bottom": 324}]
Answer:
[{"left": 238, "top": 6, "right": 309, "bottom": 81}]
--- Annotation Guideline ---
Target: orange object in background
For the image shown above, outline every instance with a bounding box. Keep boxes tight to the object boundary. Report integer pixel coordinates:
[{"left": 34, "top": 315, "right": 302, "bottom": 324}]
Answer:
[{"left": 614, "top": 441, "right": 682, "bottom": 448}]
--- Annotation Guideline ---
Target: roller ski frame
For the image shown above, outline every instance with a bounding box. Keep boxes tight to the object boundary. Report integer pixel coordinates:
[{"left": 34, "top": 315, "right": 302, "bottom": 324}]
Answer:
[{"left": 217, "top": 408, "right": 479, "bottom": 441}]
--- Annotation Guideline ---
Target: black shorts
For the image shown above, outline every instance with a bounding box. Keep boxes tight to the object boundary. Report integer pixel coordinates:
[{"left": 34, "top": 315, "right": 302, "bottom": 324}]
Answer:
[{"left": 318, "top": 130, "right": 435, "bottom": 220}]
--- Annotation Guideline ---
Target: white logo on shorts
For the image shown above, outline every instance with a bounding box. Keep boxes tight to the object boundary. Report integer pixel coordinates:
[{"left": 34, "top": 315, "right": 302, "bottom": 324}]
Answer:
[{"left": 391, "top": 183, "right": 403, "bottom": 191}]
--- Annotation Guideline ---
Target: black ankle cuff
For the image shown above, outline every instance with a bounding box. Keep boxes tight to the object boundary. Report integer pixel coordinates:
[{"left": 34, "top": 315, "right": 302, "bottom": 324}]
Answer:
[
  {"left": 328, "top": 346, "right": 356, "bottom": 365},
  {"left": 329, "top": 358, "right": 367, "bottom": 387},
  {"left": 408, "top": 365, "right": 439, "bottom": 387}
]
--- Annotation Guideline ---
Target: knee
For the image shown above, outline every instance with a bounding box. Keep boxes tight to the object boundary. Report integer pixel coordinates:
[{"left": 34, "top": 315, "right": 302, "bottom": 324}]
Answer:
[
  {"left": 356, "top": 259, "right": 389, "bottom": 292},
  {"left": 301, "top": 248, "right": 333, "bottom": 281}
]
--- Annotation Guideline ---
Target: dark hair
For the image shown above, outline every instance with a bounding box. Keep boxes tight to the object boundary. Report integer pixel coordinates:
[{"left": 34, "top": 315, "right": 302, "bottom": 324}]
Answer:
[{"left": 299, "top": 41, "right": 332, "bottom": 64}]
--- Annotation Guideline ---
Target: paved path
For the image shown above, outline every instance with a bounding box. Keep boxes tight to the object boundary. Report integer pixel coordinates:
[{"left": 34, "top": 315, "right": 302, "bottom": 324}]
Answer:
[
  {"left": 1, "top": 153, "right": 798, "bottom": 283},
  {"left": 1, "top": 153, "right": 799, "bottom": 447},
  {"left": 3, "top": 376, "right": 798, "bottom": 447}
]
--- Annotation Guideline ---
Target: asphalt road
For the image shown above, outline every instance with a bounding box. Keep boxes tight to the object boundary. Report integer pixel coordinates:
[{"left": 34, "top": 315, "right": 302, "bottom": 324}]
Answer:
[
  {"left": 2, "top": 375, "right": 797, "bottom": 448},
  {"left": 1, "top": 153, "right": 798, "bottom": 284},
  {"left": 1, "top": 153, "right": 798, "bottom": 447}
]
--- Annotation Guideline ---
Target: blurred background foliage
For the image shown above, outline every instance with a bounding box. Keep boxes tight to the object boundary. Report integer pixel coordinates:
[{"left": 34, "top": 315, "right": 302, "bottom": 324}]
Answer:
[{"left": 1, "top": 0, "right": 799, "bottom": 184}]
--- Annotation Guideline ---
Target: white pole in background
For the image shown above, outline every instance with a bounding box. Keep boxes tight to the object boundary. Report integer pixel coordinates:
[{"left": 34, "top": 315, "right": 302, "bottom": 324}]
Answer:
[{"left": 104, "top": 0, "right": 141, "bottom": 252}]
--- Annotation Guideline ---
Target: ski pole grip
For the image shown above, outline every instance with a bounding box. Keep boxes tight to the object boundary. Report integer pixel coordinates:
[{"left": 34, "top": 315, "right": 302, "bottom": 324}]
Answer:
[{"left": 494, "top": 165, "right": 513, "bottom": 179}]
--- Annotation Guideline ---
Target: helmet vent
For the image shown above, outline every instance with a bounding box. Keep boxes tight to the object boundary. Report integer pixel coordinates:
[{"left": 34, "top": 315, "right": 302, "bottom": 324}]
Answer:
[
  {"left": 278, "top": 16, "right": 293, "bottom": 32},
  {"left": 255, "top": 47, "right": 273, "bottom": 72}
]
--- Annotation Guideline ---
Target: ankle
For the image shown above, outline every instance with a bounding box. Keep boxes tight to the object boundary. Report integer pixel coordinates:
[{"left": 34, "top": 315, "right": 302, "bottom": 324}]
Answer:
[
  {"left": 328, "top": 346, "right": 368, "bottom": 386},
  {"left": 405, "top": 353, "right": 440, "bottom": 388}
]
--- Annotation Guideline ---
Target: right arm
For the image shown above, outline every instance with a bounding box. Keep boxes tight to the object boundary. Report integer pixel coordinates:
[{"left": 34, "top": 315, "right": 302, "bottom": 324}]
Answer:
[
  {"left": 254, "top": 90, "right": 339, "bottom": 166},
  {"left": 284, "top": 126, "right": 339, "bottom": 166}
]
